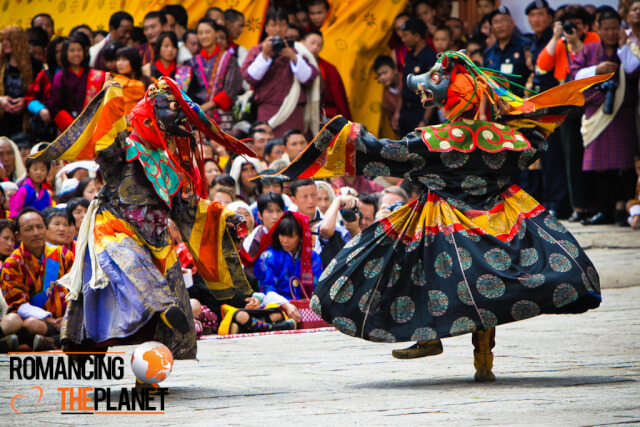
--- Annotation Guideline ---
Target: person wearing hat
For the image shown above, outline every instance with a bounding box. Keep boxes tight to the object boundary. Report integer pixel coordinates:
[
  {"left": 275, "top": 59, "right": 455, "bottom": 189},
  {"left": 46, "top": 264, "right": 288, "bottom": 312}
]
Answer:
[
  {"left": 392, "top": 18, "right": 438, "bottom": 135},
  {"left": 483, "top": 6, "right": 531, "bottom": 96}
]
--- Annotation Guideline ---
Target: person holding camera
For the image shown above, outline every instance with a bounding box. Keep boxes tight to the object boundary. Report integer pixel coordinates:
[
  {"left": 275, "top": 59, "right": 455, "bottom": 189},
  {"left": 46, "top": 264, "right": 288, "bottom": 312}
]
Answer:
[
  {"left": 241, "top": 8, "right": 318, "bottom": 138},
  {"left": 318, "top": 193, "right": 361, "bottom": 267},
  {"left": 570, "top": 9, "right": 640, "bottom": 225}
]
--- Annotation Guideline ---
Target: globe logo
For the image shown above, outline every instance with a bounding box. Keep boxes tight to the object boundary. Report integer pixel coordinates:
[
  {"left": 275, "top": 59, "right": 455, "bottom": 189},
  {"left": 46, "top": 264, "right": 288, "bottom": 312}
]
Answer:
[{"left": 131, "top": 341, "right": 174, "bottom": 385}]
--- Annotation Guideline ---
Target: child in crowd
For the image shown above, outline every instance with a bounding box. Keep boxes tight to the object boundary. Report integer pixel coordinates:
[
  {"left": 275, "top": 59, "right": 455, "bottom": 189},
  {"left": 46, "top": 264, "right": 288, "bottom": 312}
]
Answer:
[
  {"left": 373, "top": 55, "right": 401, "bottom": 137},
  {"left": 254, "top": 211, "right": 323, "bottom": 302},
  {"left": 113, "top": 47, "right": 152, "bottom": 120},
  {"left": 432, "top": 26, "right": 453, "bottom": 54},
  {"left": 9, "top": 158, "right": 51, "bottom": 217}
]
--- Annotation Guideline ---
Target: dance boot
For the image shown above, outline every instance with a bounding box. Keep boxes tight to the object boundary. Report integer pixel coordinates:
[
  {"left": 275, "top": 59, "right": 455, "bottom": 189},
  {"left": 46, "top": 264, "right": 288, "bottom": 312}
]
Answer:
[
  {"left": 160, "top": 305, "right": 190, "bottom": 334},
  {"left": 392, "top": 340, "right": 443, "bottom": 359},
  {"left": 243, "top": 316, "right": 296, "bottom": 333},
  {"left": 472, "top": 328, "right": 496, "bottom": 382}
]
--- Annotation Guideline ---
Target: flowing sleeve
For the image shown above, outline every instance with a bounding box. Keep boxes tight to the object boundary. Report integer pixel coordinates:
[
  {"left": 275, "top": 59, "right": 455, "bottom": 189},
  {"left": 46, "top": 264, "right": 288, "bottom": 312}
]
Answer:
[
  {"left": 31, "top": 82, "right": 126, "bottom": 162},
  {"left": 170, "top": 196, "right": 253, "bottom": 301}
]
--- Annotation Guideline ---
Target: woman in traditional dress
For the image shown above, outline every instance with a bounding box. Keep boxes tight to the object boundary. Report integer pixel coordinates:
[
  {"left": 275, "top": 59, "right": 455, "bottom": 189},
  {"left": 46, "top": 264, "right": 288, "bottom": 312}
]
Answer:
[
  {"left": 47, "top": 34, "right": 105, "bottom": 133},
  {"left": 33, "top": 77, "right": 256, "bottom": 366},
  {"left": 265, "top": 51, "right": 606, "bottom": 381},
  {"left": 184, "top": 18, "right": 243, "bottom": 132}
]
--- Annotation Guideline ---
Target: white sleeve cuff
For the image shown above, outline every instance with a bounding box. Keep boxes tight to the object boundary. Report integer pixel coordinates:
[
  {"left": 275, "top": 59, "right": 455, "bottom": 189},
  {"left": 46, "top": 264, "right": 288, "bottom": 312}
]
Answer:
[
  {"left": 618, "top": 44, "right": 640, "bottom": 73},
  {"left": 262, "top": 291, "right": 289, "bottom": 307},
  {"left": 630, "top": 204, "right": 640, "bottom": 217},
  {"left": 247, "top": 53, "right": 273, "bottom": 81},
  {"left": 17, "top": 303, "right": 52, "bottom": 320},
  {"left": 290, "top": 54, "right": 312, "bottom": 84},
  {"left": 574, "top": 65, "right": 597, "bottom": 80}
]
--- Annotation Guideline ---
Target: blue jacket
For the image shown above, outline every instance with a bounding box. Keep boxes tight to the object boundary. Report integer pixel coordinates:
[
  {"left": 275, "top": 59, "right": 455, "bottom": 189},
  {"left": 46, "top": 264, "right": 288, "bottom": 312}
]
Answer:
[{"left": 254, "top": 247, "right": 323, "bottom": 300}]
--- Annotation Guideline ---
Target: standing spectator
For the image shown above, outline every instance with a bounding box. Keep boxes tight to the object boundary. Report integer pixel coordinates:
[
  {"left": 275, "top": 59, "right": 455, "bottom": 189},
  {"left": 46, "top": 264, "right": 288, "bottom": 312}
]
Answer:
[
  {"left": 434, "top": 0, "right": 453, "bottom": 27},
  {"left": 241, "top": 8, "right": 319, "bottom": 138},
  {"left": 315, "top": 180, "right": 335, "bottom": 216},
  {"left": 225, "top": 9, "right": 247, "bottom": 67},
  {"left": 26, "top": 27, "right": 49, "bottom": 63},
  {"left": 393, "top": 18, "right": 437, "bottom": 134},
  {"left": 357, "top": 193, "right": 377, "bottom": 230},
  {"left": 0, "top": 137, "right": 26, "bottom": 183},
  {"left": 0, "top": 26, "right": 42, "bottom": 137},
  {"left": 538, "top": 5, "right": 600, "bottom": 222},
  {"left": 31, "top": 14, "right": 54, "bottom": 39},
  {"left": 163, "top": 5, "right": 188, "bottom": 41},
  {"left": 445, "top": 17, "right": 466, "bottom": 51},
  {"left": 390, "top": 13, "right": 410, "bottom": 73},
  {"left": 250, "top": 128, "right": 269, "bottom": 157},
  {"left": 47, "top": 35, "right": 106, "bottom": 133},
  {"left": 138, "top": 11, "right": 166, "bottom": 65},
  {"left": 89, "top": 11, "right": 134, "bottom": 70},
  {"left": 414, "top": 0, "right": 437, "bottom": 40},
  {"left": 25, "top": 36, "right": 67, "bottom": 142},
  {"left": 282, "top": 129, "right": 308, "bottom": 162},
  {"left": 307, "top": 0, "right": 330, "bottom": 29},
  {"left": 526, "top": 0, "right": 570, "bottom": 219},
  {"left": 373, "top": 55, "right": 402, "bottom": 137},
  {"left": 185, "top": 18, "right": 242, "bottom": 132},
  {"left": 483, "top": 7, "right": 531, "bottom": 96},
  {"left": 289, "top": 179, "right": 322, "bottom": 224},
  {"left": 295, "top": 8, "right": 311, "bottom": 33},
  {"left": 432, "top": 26, "right": 453, "bottom": 54},
  {"left": 143, "top": 32, "right": 179, "bottom": 81},
  {"left": 301, "top": 30, "right": 352, "bottom": 121},
  {"left": 9, "top": 157, "right": 51, "bottom": 217},
  {"left": 70, "top": 25, "right": 94, "bottom": 46},
  {"left": 264, "top": 139, "right": 285, "bottom": 166},
  {"left": 1, "top": 208, "right": 74, "bottom": 351},
  {"left": 571, "top": 9, "right": 640, "bottom": 225},
  {"left": 206, "top": 7, "right": 226, "bottom": 26},
  {"left": 318, "top": 193, "right": 361, "bottom": 266}
]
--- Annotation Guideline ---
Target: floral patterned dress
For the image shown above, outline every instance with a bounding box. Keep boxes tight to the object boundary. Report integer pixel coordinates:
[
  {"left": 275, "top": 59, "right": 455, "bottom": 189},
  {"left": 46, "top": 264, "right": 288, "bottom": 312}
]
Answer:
[{"left": 269, "top": 116, "right": 601, "bottom": 343}]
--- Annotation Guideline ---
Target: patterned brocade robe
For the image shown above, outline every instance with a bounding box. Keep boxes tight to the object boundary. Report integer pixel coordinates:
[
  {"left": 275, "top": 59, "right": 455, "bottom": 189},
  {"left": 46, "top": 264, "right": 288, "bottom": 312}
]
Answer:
[
  {"left": 2, "top": 243, "right": 74, "bottom": 318},
  {"left": 270, "top": 116, "right": 601, "bottom": 343}
]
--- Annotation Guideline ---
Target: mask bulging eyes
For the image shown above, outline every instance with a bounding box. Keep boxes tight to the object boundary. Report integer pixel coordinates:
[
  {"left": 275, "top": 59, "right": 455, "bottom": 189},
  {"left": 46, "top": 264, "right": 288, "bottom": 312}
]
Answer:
[
  {"left": 169, "top": 102, "right": 178, "bottom": 110},
  {"left": 431, "top": 73, "right": 441, "bottom": 84}
]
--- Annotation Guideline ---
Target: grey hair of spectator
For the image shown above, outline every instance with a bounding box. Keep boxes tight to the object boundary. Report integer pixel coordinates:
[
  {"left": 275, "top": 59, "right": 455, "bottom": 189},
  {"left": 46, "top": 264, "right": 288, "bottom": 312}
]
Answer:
[
  {"left": 379, "top": 186, "right": 408, "bottom": 204},
  {"left": 42, "top": 207, "right": 67, "bottom": 228}
]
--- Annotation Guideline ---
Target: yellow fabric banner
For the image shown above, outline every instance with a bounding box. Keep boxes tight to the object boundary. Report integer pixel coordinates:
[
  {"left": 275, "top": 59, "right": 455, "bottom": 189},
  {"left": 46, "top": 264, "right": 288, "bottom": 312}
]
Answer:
[
  {"left": 320, "top": 0, "right": 408, "bottom": 137},
  {"left": 2, "top": 0, "right": 268, "bottom": 49}
]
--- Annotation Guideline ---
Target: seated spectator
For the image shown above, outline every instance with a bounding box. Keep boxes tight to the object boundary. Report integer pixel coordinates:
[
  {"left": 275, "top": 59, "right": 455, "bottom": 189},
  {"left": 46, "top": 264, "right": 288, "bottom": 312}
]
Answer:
[
  {"left": 0, "top": 182, "right": 17, "bottom": 215},
  {"left": 1, "top": 208, "right": 74, "bottom": 351},
  {"left": 209, "top": 184, "right": 236, "bottom": 206},
  {"left": 375, "top": 186, "right": 408, "bottom": 220},
  {"left": 301, "top": 30, "right": 352, "bottom": 122},
  {"left": 48, "top": 34, "right": 106, "bottom": 133},
  {"left": 250, "top": 128, "right": 270, "bottom": 158},
  {"left": 229, "top": 156, "right": 263, "bottom": 203},
  {"left": 318, "top": 192, "right": 361, "bottom": 266},
  {"left": 70, "top": 24, "right": 94, "bottom": 45},
  {"left": 204, "top": 157, "right": 222, "bottom": 188},
  {"left": 1, "top": 289, "right": 22, "bottom": 352},
  {"left": 254, "top": 211, "right": 322, "bottom": 301},
  {"left": 0, "top": 137, "right": 26, "bottom": 183},
  {"left": 212, "top": 173, "right": 236, "bottom": 190},
  {"left": 244, "top": 192, "right": 286, "bottom": 259},
  {"left": 113, "top": 47, "right": 152, "bottom": 120},
  {"left": 0, "top": 219, "right": 16, "bottom": 266},
  {"left": 315, "top": 180, "right": 335, "bottom": 216},
  {"left": 66, "top": 197, "right": 90, "bottom": 238},
  {"left": 282, "top": 129, "right": 308, "bottom": 163},
  {"left": 290, "top": 179, "right": 322, "bottom": 224},
  {"left": 626, "top": 156, "right": 640, "bottom": 229},
  {"left": 9, "top": 157, "right": 51, "bottom": 218},
  {"left": 89, "top": 11, "right": 134, "bottom": 70},
  {"left": 128, "top": 26, "right": 146, "bottom": 49},
  {"left": 251, "top": 121, "right": 275, "bottom": 138},
  {"left": 228, "top": 200, "right": 255, "bottom": 234},
  {"left": 161, "top": 4, "right": 193, "bottom": 65},
  {"left": 373, "top": 55, "right": 401, "bottom": 137},
  {"left": 73, "top": 177, "right": 99, "bottom": 202},
  {"left": 0, "top": 26, "right": 43, "bottom": 137},
  {"left": 262, "top": 139, "right": 284, "bottom": 167},
  {"left": 42, "top": 208, "right": 73, "bottom": 252},
  {"left": 358, "top": 193, "right": 378, "bottom": 230},
  {"left": 241, "top": 8, "right": 319, "bottom": 137},
  {"left": 101, "top": 40, "right": 125, "bottom": 75}
]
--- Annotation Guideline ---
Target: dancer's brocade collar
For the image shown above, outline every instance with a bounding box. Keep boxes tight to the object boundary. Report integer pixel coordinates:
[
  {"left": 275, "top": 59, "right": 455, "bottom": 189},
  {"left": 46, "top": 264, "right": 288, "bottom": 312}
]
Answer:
[
  {"left": 124, "top": 135, "right": 181, "bottom": 207},
  {"left": 417, "top": 120, "right": 531, "bottom": 153}
]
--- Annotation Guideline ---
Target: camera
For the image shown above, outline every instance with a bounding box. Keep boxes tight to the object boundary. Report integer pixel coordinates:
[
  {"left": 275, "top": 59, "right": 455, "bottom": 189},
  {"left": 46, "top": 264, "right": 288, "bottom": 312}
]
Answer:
[
  {"left": 271, "top": 36, "right": 286, "bottom": 55},
  {"left": 600, "top": 79, "right": 618, "bottom": 115},
  {"left": 341, "top": 207, "right": 359, "bottom": 223},
  {"left": 562, "top": 21, "right": 576, "bottom": 35}
]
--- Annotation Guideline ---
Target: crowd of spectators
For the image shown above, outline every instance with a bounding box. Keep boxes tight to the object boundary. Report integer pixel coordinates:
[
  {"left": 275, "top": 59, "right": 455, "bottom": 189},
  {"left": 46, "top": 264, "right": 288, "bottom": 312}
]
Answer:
[{"left": 1, "top": 0, "right": 640, "bottom": 350}]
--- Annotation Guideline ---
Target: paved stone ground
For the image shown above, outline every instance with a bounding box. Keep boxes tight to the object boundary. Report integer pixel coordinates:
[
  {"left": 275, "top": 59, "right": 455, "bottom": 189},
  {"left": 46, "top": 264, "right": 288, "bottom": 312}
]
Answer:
[{"left": 0, "top": 224, "right": 638, "bottom": 426}]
